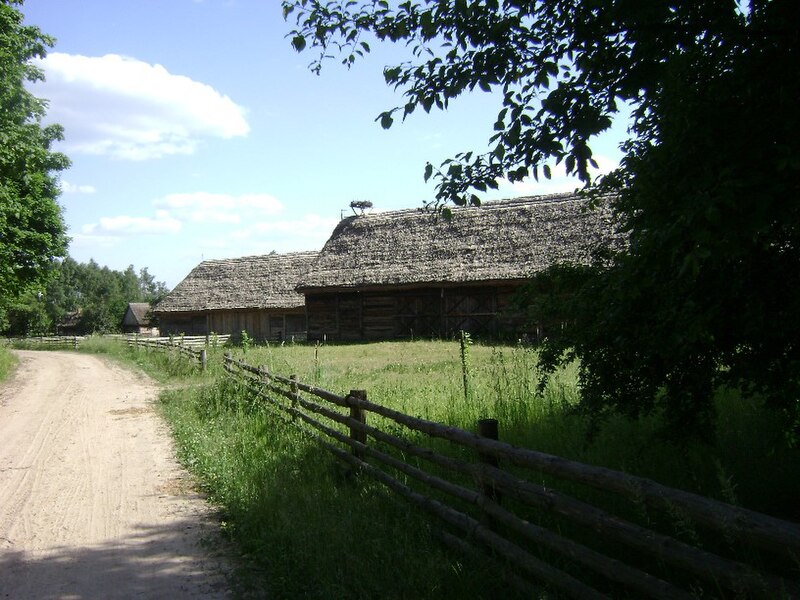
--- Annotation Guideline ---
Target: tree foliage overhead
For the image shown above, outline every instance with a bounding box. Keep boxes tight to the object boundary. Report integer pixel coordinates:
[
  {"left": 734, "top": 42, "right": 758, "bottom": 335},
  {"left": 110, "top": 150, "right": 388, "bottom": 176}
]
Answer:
[
  {"left": 284, "top": 0, "right": 787, "bottom": 205},
  {"left": 0, "top": 0, "right": 69, "bottom": 328},
  {"left": 285, "top": 1, "right": 800, "bottom": 439}
]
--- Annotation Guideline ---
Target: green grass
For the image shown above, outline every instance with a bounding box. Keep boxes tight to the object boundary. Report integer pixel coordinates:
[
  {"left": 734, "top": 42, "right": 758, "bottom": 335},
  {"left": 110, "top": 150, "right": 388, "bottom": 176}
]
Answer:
[
  {"left": 159, "top": 378, "right": 521, "bottom": 599},
  {"left": 55, "top": 337, "right": 800, "bottom": 596},
  {"left": 223, "top": 340, "right": 800, "bottom": 520},
  {"left": 0, "top": 344, "right": 18, "bottom": 382}
]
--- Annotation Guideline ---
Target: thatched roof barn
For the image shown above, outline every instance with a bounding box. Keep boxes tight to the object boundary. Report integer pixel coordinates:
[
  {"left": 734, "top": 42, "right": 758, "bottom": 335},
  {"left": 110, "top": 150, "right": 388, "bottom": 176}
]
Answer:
[
  {"left": 297, "top": 193, "right": 620, "bottom": 341},
  {"left": 121, "top": 302, "right": 156, "bottom": 335},
  {"left": 154, "top": 251, "right": 318, "bottom": 341}
]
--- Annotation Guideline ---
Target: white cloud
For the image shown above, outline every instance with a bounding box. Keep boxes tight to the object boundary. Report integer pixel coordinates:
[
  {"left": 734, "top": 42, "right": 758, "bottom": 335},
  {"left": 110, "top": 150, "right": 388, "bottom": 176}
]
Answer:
[
  {"left": 82, "top": 210, "right": 182, "bottom": 236},
  {"left": 69, "top": 232, "right": 120, "bottom": 249},
  {"left": 31, "top": 53, "right": 249, "bottom": 160},
  {"left": 497, "top": 154, "right": 619, "bottom": 197},
  {"left": 154, "top": 192, "right": 283, "bottom": 224},
  {"left": 231, "top": 213, "right": 339, "bottom": 245},
  {"left": 60, "top": 180, "right": 97, "bottom": 194}
]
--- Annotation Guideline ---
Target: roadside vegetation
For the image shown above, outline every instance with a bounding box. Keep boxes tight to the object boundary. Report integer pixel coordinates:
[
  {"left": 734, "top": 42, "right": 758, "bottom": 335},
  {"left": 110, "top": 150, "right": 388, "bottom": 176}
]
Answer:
[
  {"left": 50, "top": 336, "right": 799, "bottom": 597},
  {"left": 0, "top": 345, "right": 17, "bottom": 383}
]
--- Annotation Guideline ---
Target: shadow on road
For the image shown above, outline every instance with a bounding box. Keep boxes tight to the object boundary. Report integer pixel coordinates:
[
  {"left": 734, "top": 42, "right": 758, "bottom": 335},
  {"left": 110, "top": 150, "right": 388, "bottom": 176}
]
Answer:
[{"left": 0, "top": 518, "right": 232, "bottom": 599}]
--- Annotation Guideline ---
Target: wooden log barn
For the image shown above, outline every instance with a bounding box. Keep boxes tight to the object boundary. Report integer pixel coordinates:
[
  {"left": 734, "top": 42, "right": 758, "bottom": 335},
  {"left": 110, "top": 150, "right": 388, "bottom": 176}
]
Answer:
[
  {"left": 121, "top": 302, "right": 157, "bottom": 336},
  {"left": 153, "top": 251, "right": 317, "bottom": 341},
  {"left": 296, "top": 193, "right": 620, "bottom": 342}
]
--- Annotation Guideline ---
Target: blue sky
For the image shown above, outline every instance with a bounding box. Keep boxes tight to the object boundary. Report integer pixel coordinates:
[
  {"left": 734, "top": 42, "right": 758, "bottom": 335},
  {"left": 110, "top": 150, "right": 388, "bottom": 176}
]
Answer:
[{"left": 22, "top": 0, "right": 625, "bottom": 288}]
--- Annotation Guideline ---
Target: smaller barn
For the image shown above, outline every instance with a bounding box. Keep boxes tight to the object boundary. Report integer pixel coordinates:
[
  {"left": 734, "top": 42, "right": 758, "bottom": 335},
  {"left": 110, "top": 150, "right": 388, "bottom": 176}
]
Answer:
[
  {"left": 56, "top": 309, "right": 82, "bottom": 336},
  {"left": 153, "top": 251, "right": 317, "bottom": 341},
  {"left": 121, "top": 302, "right": 157, "bottom": 335},
  {"left": 296, "top": 193, "right": 621, "bottom": 342}
]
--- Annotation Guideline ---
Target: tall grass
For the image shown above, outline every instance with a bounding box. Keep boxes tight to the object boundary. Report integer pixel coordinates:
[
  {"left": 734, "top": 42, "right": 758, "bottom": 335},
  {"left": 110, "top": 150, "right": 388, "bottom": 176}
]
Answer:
[
  {"left": 222, "top": 339, "right": 800, "bottom": 522},
  {"left": 79, "top": 335, "right": 224, "bottom": 383},
  {"left": 0, "top": 344, "right": 18, "bottom": 382},
  {"left": 159, "top": 375, "right": 526, "bottom": 599}
]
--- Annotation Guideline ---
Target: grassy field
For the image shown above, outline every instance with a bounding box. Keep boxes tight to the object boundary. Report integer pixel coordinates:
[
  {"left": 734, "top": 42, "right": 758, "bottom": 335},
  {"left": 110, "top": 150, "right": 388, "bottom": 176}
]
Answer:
[
  {"left": 218, "top": 339, "right": 799, "bottom": 520},
  {"left": 14, "top": 336, "right": 800, "bottom": 597}
]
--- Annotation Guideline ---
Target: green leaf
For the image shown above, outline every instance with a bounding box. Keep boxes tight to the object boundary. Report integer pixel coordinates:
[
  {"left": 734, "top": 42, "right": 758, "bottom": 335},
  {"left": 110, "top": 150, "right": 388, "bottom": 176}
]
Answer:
[
  {"left": 379, "top": 112, "right": 394, "bottom": 129},
  {"left": 291, "top": 35, "right": 306, "bottom": 52},
  {"left": 423, "top": 163, "right": 433, "bottom": 182}
]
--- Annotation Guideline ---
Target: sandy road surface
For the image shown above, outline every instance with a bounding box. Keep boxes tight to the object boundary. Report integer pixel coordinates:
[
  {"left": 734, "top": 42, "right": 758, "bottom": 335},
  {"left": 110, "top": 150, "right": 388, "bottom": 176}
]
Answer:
[{"left": 0, "top": 351, "right": 232, "bottom": 599}]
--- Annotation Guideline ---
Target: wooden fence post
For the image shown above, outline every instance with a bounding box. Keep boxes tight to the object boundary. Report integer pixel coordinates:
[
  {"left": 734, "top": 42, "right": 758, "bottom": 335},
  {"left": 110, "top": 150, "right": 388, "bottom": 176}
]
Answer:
[
  {"left": 348, "top": 389, "right": 367, "bottom": 460},
  {"left": 477, "top": 418, "right": 500, "bottom": 504},
  {"left": 290, "top": 374, "right": 298, "bottom": 419},
  {"left": 200, "top": 348, "right": 207, "bottom": 371}
]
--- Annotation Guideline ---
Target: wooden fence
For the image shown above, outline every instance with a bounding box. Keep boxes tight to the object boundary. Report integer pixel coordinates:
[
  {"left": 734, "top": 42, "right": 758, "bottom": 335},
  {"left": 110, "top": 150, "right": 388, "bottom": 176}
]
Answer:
[
  {"left": 221, "top": 353, "right": 800, "bottom": 599},
  {"left": 3, "top": 336, "right": 83, "bottom": 350},
  {"left": 126, "top": 334, "right": 231, "bottom": 370}
]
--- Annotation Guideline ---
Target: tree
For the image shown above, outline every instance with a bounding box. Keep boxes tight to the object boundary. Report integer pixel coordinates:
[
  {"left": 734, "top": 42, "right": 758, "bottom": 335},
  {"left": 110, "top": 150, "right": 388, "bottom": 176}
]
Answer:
[
  {"left": 0, "top": 0, "right": 69, "bottom": 330},
  {"left": 284, "top": 1, "right": 800, "bottom": 438},
  {"left": 2, "top": 257, "right": 170, "bottom": 336}
]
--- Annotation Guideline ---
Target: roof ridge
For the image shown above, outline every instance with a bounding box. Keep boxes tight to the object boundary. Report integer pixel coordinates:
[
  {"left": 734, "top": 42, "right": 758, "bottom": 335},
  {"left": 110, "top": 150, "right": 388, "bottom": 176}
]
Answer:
[
  {"left": 196, "top": 250, "right": 318, "bottom": 267},
  {"left": 342, "top": 192, "right": 588, "bottom": 223}
]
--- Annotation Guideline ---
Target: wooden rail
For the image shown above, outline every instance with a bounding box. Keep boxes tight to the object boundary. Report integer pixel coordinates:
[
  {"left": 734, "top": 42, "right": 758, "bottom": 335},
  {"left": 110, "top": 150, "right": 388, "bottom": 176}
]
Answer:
[
  {"left": 221, "top": 353, "right": 800, "bottom": 599},
  {"left": 4, "top": 336, "right": 83, "bottom": 350},
  {"left": 125, "top": 334, "right": 230, "bottom": 370},
  {"left": 126, "top": 333, "right": 231, "bottom": 350}
]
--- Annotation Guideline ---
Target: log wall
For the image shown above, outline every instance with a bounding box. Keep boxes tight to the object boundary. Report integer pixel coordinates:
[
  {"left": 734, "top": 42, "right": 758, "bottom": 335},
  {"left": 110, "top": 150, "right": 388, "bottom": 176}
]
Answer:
[
  {"left": 306, "top": 284, "right": 525, "bottom": 341},
  {"left": 157, "top": 308, "right": 306, "bottom": 341}
]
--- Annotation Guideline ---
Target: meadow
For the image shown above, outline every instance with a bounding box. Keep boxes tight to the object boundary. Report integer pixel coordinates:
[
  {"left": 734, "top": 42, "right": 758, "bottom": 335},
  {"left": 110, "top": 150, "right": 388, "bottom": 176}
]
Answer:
[{"left": 9, "top": 336, "right": 800, "bottom": 597}]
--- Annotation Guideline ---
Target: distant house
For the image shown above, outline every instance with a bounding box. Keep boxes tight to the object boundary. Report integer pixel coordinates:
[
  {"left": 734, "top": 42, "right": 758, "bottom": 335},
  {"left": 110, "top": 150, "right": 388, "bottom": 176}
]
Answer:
[
  {"left": 121, "top": 302, "right": 157, "bottom": 336},
  {"left": 56, "top": 309, "right": 82, "bottom": 336},
  {"left": 296, "top": 193, "right": 621, "bottom": 341},
  {"left": 153, "top": 251, "right": 318, "bottom": 341}
]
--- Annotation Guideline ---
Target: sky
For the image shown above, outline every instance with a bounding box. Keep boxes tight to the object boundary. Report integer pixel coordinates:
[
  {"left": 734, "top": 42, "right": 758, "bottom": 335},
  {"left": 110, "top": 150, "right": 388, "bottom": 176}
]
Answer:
[{"left": 21, "top": 0, "right": 626, "bottom": 289}]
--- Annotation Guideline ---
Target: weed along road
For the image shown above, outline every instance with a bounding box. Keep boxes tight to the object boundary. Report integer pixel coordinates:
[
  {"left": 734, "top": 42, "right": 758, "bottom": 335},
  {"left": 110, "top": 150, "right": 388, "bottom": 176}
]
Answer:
[{"left": 0, "top": 351, "right": 231, "bottom": 599}]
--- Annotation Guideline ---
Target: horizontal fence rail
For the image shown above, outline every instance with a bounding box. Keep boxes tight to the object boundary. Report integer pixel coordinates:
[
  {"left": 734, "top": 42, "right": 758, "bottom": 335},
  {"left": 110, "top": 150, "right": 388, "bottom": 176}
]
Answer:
[
  {"left": 3, "top": 336, "right": 84, "bottom": 350},
  {"left": 219, "top": 353, "right": 800, "bottom": 599},
  {"left": 126, "top": 333, "right": 231, "bottom": 350},
  {"left": 125, "top": 334, "right": 231, "bottom": 370}
]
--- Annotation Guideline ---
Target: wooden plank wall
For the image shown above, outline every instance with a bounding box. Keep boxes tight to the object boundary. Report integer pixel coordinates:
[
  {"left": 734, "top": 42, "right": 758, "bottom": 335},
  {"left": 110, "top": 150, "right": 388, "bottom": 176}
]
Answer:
[
  {"left": 158, "top": 308, "right": 306, "bottom": 341},
  {"left": 306, "top": 285, "right": 525, "bottom": 341}
]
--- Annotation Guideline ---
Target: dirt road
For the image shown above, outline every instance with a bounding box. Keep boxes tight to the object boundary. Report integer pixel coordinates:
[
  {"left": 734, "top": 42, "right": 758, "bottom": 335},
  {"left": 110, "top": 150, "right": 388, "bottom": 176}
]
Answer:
[{"left": 0, "top": 351, "right": 232, "bottom": 599}]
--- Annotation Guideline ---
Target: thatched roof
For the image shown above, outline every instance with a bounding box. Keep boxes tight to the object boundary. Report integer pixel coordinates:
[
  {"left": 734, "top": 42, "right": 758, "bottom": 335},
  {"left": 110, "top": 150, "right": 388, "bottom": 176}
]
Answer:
[
  {"left": 123, "top": 302, "right": 152, "bottom": 326},
  {"left": 297, "top": 193, "right": 621, "bottom": 291},
  {"left": 154, "top": 251, "right": 318, "bottom": 313}
]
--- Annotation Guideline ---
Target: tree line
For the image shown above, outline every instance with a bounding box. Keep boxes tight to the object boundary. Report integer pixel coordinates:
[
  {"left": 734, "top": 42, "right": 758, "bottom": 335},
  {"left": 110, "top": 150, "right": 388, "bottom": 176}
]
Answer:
[{"left": 2, "top": 256, "right": 168, "bottom": 337}]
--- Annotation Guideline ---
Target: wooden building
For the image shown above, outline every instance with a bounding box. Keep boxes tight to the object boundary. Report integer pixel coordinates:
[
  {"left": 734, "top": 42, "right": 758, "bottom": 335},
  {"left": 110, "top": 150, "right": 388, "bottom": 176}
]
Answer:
[
  {"left": 153, "top": 251, "right": 317, "bottom": 341},
  {"left": 296, "top": 193, "right": 621, "bottom": 341},
  {"left": 121, "top": 302, "right": 157, "bottom": 335}
]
